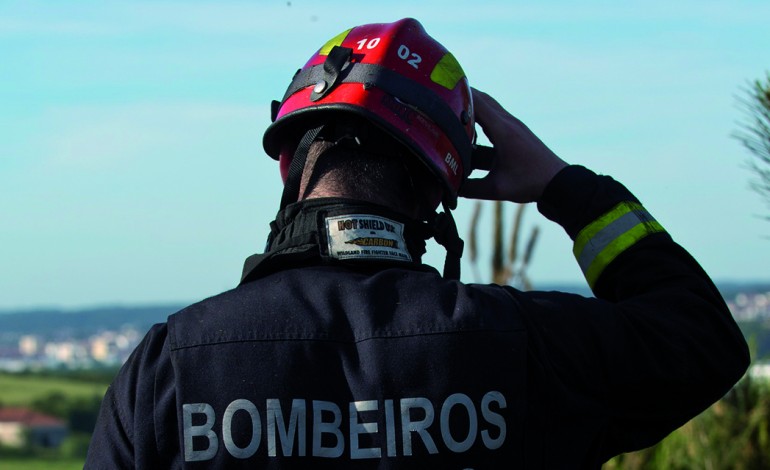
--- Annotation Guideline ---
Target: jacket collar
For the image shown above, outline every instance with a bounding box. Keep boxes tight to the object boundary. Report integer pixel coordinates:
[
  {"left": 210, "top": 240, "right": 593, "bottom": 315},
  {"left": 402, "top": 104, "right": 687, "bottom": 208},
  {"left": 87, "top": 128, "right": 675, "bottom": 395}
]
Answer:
[{"left": 240, "top": 198, "right": 436, "bottom": 284}]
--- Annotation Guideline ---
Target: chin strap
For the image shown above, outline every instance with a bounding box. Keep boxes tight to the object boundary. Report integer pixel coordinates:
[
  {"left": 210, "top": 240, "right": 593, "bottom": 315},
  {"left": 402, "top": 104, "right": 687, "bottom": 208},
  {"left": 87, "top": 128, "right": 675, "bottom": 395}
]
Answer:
[
  {"left": 430, "top": 202, "right": 464, "bottom": 280},
  {"left": 279, "top": 125, "right": 325, "bottom": 211},
  {"left": 267, "top": 125, "right": 325, "bottom": 250}
]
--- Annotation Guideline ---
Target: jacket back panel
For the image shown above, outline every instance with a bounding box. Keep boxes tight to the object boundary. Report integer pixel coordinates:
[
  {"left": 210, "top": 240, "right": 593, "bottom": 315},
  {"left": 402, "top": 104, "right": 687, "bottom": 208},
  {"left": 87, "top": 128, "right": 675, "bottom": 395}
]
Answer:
[{"left": 168, "top": 265, "right": 527, "bottom": 468}]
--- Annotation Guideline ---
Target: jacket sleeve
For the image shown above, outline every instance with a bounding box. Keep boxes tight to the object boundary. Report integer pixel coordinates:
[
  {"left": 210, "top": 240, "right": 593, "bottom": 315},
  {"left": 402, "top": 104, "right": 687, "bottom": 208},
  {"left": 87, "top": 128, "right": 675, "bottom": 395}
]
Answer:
[
  {"left": 85, "top": 384, "right": 134, "bottom": 468},
  {"left": 517, "top": 165, "right": 750, "bottom": 461},
  {"left": 85, "top": 323, "right": 178, "bottom": 469}
]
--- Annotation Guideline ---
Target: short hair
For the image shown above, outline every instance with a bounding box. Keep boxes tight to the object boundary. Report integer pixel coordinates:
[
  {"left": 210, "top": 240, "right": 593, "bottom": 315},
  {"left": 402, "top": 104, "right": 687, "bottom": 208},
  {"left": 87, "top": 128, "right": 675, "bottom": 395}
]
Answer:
[{"left": 300, "top": 129, "right": 442, "bottom": 218}]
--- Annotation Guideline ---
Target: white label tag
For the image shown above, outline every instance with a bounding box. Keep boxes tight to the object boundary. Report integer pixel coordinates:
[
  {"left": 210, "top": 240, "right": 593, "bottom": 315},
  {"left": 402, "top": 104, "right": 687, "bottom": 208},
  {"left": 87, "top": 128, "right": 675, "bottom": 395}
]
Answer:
[{"left": 325, "top": 214, "right": 412, "bottom": 263}]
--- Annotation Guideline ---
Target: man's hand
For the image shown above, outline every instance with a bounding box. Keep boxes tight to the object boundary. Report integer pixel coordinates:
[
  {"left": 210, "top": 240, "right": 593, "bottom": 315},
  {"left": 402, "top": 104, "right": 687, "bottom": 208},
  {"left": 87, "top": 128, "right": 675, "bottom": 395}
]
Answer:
[{"left": 460, "top": 88, "right": 568, "bottom": 203}]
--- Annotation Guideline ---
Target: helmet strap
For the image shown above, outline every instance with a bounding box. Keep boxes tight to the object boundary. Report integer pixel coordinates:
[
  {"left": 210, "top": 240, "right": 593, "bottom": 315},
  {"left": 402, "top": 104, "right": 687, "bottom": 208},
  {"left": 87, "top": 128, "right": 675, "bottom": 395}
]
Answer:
[
  {"left": 279, "top": 125, "right": 325, "bottom": 211},
  {"left": 268, "top": 125, "right": 324, "bottom": 250},
  {"left": 310, "top": 46, "right": 353, "bottom": 102}
]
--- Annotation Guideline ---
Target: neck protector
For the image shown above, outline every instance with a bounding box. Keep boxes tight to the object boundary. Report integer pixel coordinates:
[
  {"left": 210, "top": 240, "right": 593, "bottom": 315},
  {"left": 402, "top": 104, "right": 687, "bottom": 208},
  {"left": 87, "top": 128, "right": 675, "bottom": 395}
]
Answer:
[{"left": 240, "top": 198, "right": 440, "bottom": 285}]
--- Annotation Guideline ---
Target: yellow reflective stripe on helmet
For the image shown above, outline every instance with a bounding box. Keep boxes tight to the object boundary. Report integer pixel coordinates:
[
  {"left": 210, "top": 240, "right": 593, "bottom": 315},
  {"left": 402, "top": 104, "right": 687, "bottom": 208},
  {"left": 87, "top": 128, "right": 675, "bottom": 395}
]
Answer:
[
  {"left": 573, "top": 202, "right": 665, "bottom": 289},
  {"left": 319, "top": 28, "right": 352, "bottom": 56},
  {"left": 430, "top": 52, "right": 465, "bottom": 89}
]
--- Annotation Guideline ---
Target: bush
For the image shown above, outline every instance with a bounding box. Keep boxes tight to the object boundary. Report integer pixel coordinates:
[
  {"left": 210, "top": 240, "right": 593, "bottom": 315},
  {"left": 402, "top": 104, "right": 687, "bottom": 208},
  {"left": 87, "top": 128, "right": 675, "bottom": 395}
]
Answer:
[
  {"left": 59, "top": 432, "right": 93, "bottom": 459},
  {"left": 30, "top": 391, "right": 103, "bottom": 434}
]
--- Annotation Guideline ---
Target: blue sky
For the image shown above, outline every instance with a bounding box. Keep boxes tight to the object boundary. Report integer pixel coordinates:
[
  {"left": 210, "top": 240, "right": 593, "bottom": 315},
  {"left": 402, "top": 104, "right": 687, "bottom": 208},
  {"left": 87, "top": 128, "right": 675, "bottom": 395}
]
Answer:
[{"left": 1, "top": 0, "right": 769, "bottom": 309}]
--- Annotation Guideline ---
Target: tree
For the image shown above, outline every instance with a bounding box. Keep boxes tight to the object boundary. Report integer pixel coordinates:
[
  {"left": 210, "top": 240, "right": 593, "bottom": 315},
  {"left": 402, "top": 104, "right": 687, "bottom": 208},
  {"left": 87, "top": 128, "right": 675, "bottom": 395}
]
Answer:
[{"left": 735, "top": 72, "right": 770, "bottom": 221}]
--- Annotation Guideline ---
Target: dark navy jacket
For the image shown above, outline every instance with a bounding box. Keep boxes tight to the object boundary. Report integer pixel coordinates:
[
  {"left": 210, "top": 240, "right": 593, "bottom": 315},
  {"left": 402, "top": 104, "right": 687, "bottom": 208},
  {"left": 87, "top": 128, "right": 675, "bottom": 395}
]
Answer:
[{"left": 85, "top": 166, "right": 749, "bottom": 468}]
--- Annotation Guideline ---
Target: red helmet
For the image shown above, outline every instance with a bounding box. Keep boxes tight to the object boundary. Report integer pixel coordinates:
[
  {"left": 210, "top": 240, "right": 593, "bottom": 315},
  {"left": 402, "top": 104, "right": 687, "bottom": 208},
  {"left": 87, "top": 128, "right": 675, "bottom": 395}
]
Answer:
[{"left": 263, "top": 18, "right": 474, "bottom": 209}]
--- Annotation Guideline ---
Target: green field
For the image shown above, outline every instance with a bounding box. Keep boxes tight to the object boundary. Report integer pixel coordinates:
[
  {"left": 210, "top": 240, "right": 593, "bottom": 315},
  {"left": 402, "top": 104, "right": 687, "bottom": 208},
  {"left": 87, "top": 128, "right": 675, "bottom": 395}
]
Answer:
[
  {"left": 0, "top": 458, "right": 83, "bottom": 470},
  {"left": 0, "top": 372, "right": 108, "bottom": 467},
  {"left": 0, "top": 373, "right": 108, "bottom": 406}
]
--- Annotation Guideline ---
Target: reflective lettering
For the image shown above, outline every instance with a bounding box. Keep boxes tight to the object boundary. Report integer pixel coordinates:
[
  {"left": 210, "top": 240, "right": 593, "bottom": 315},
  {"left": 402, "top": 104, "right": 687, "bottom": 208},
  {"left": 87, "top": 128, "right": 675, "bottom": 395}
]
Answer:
[
  {"left": 384, "top": 399, "right": 397, "bottom": 457},
  {"left": 481, "top": 391, "right": 507, "bottom": 449},
  {"left": 400, "top": 397, "right": 438, "bottom": 455},
  {"left": 222, "top": 399, "right": 261, "bottom": 459},
  {"left": 266, "top": 399, "right": 307, "bottom": 457},
  {"left": 182, "top": 391, "right": 508, "bottom": 460},
  {"left": 440, "top": 393, "right": 477, "bottom": 453},
  {"left": 183, "top": 403, "right": 218, "bottom": 462},
  {"left": 312, "top": 400, "right": 344, "bottom": 458},
  {"left": 349, "top": 400, "right": 381, "bottom": 459}
]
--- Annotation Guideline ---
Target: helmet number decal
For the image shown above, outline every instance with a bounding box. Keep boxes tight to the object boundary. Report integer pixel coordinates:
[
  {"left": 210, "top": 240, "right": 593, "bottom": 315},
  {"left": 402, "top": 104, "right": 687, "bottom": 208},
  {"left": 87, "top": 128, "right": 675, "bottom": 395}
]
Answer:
[
  {"left": 397, "top": 44, "right": 422, "bottom": 69},
  {"left": 356, "top": 38, "right": 381, "bottom": 50}
]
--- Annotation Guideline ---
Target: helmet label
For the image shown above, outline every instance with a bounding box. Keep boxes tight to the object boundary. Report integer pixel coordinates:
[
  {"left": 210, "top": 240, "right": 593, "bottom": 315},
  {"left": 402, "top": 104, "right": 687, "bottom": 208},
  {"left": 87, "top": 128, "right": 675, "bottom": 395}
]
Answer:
[
  {"left": 444, "top": 152, "right": 459, "bottom": 175},
  {"left": 326, "top": 214, "right": 412, "bottom": 262}
]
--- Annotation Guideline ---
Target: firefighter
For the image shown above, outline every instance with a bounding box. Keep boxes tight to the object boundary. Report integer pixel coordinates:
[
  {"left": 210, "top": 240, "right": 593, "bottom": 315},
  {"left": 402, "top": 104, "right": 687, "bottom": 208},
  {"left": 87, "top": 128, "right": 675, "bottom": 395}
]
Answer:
[{"left": 85, "top": 18, "right": 749, "bottom": 469}]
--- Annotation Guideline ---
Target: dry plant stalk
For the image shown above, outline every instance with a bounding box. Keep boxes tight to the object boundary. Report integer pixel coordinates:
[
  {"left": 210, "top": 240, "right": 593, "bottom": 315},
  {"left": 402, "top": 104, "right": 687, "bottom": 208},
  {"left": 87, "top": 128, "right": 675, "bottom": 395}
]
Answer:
[
  {"left": 468, "top": 201, "right": 483, "bottom": 282},
  {"left": 735, "top": 73, "right": 770, "bottom": 220},
  {"left": 467, "top": 200, "right": 539, "bottom": 289}
]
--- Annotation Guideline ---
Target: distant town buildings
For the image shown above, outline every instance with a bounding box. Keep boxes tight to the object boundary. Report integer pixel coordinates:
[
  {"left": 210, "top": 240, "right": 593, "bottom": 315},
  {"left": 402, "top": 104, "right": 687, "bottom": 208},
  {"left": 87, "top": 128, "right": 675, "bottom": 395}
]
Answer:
[
  {"left": 726, "top": 290, "right": 770, "bottom": 322},
  {"left": 0, "top": 326, "right": 142, "bottom": 371}
]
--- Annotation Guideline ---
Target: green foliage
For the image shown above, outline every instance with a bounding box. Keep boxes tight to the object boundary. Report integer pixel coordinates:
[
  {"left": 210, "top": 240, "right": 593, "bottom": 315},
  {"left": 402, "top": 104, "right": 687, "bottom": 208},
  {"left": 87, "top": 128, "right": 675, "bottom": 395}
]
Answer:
[
  {"left": 59, "top": 432, "right": 93, "bottom": 459},
  {"left": 0, "top": 441, "right": 36, "bottom": 459},
  {"left": 738, "top": 319, "right": 770, "bottom": 360},
  {"left": 606, "top": 375, "right": 770, "bottom": 469},
  {"left": 30, "top": 391, "right": 103, "bottom": 434},
  {"left": 0, "top": 431, "right": 91, "bottom": 466},
  {"left": 0, "top": 458, "right": 85, "bottom": 470}
]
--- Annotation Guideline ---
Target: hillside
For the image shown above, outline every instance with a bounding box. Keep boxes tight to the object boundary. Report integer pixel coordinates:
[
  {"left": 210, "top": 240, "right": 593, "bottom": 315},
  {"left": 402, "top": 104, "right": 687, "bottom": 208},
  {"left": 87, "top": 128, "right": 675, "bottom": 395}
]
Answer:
[{"left": 0, "top": 304, "right": 185, "bottom": 340}]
